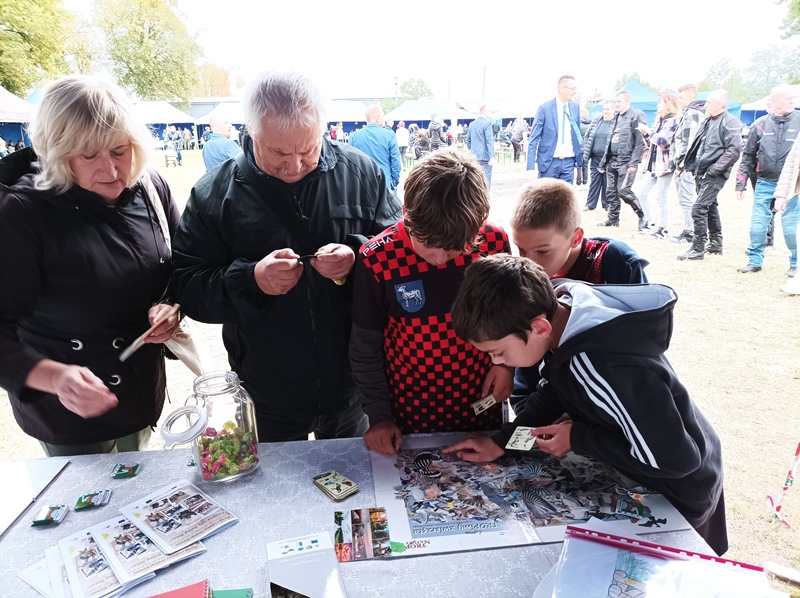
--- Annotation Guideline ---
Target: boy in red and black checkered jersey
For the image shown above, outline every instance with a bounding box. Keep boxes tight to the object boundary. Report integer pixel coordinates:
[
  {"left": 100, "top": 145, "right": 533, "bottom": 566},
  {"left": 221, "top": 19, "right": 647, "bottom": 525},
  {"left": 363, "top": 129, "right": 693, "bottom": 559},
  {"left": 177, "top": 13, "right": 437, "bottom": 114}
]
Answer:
[{"left": 349, "top": 148, "right": 512, "bottom": 455}]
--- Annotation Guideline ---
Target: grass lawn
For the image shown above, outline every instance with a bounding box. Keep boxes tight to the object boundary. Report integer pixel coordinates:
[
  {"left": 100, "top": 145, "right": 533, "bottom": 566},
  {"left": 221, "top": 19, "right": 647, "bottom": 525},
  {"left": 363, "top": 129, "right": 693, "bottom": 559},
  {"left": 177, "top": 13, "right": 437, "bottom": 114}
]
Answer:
[{"left": 1, "top": 147, "right": 798, "bottom": 589}]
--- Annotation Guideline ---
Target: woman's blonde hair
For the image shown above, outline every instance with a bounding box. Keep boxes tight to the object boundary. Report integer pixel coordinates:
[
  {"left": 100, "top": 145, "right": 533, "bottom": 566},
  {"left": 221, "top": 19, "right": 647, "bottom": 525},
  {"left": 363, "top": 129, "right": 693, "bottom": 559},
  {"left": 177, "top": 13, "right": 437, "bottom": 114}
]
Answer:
[
  {"left": 29, "top": 75, "right": 152, "bottom": 194},
  {"left": 658, "top": 93, "right": 680, "bottom": 118}
]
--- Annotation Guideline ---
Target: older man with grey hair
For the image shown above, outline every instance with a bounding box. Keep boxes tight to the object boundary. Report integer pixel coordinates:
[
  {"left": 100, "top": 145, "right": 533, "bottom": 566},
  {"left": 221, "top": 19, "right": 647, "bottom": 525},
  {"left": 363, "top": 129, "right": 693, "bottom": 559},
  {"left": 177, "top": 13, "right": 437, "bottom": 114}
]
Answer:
[
  {"left": 678, "top": 89, "right": 743, "bottom": 261},
  {"left": 172, "top": 70, "right": 402, "bottom": 442},
  {"left": 735, "top": 85, "right": 800, "bottom": 276}
]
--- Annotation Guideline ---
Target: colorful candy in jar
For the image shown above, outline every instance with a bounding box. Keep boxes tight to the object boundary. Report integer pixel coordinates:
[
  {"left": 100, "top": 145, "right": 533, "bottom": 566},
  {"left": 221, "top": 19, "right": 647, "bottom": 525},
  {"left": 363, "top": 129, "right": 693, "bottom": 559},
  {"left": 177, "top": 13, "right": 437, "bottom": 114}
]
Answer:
[{"left": 197, "top": 420, "right": 258, "bottom": 480}]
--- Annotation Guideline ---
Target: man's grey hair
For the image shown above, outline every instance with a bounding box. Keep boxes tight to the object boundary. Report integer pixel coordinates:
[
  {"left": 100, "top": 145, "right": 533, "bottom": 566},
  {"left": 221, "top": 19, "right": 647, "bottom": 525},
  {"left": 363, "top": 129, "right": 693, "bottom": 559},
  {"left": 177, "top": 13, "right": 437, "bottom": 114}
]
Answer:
[
  {"left": 771, "top": 84, "right": 797, "bottom": 101},
  {"left": 243, "top": 70, "right": 326, "bottom": 136},
  {"left": 708, "top": 89, "right": 729, "bottom": 107}
]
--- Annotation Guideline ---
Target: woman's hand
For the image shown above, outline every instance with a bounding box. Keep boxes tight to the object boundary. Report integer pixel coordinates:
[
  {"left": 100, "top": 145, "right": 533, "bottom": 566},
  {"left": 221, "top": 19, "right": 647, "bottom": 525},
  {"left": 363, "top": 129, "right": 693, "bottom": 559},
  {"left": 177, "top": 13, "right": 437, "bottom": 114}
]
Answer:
[
  {"left": 26, "top": 360, "right": 118, "bottom": 418},
  {"left": 144, "top": 303, "right": 179, "bottom": 344}
]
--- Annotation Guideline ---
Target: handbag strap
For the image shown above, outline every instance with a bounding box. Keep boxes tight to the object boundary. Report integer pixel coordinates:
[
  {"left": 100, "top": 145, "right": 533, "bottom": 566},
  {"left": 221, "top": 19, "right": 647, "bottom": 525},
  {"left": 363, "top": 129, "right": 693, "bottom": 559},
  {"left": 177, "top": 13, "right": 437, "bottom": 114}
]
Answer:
[{"left": 142, "top": 172, "right": 171, "bottom": 248}]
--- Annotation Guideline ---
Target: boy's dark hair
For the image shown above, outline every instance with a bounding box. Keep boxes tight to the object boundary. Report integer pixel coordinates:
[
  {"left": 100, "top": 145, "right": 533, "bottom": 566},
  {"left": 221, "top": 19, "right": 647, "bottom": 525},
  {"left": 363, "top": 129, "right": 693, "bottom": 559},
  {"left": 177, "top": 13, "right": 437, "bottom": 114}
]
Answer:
[
  {"left": 451, "top": 254, "right": 558, "bottom": 343},
  {"left": 403, "top": 147, "right": 490, "bottom": 251},
  {"left": 510, "top": 179, "right": 580, "bottom": 236}
]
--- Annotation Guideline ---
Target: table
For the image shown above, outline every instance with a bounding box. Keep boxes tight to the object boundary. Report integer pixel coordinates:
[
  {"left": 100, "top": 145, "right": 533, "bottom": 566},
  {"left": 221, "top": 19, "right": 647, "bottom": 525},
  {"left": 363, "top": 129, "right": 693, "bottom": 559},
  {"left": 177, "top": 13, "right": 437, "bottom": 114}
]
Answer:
[{"left": 2, "top": 437, "right": 711, "bottom": 597}]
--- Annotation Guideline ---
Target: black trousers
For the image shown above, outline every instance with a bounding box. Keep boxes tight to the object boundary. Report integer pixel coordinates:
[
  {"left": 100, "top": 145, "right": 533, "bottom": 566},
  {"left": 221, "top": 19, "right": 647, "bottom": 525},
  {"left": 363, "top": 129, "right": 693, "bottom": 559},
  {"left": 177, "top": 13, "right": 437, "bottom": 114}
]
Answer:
[
  {"left": 692, "top": 174, "right": 726, "bottom": 245},
  {"left": 511, "top": 139, "right": 522, "bottom": 161},
  {"left": 575, "top": 160, "right": 589, "bottom": 185},
  {"left": 605, "top": 163, "right": 643, "bottom": 223},
  {"left": 585, "top": 155, "right": 608, "bottom": 209},
  {"left": 257, "top": 398, "right": 369, "bottom": 443}
]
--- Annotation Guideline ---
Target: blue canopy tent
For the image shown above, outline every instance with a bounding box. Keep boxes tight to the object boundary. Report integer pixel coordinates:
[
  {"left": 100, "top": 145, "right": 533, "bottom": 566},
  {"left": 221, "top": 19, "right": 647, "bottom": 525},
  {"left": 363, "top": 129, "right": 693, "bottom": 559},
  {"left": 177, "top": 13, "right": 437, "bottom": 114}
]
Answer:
[{"left": 0, "top": 86, "right": 34, "bottom": 148}]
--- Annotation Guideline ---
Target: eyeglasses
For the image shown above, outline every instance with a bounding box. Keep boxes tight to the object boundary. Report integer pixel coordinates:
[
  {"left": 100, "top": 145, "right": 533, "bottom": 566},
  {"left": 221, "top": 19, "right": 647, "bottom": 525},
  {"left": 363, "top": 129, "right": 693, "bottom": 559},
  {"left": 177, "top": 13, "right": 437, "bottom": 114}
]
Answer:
[{"left": 561, "top": 85, "right": 578, "bottom": 91}]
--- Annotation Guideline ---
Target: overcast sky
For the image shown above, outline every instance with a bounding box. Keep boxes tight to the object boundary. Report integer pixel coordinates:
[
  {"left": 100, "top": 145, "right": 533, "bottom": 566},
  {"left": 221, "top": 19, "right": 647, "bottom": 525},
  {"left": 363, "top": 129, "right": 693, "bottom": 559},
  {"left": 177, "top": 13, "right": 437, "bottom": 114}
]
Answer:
[{"left": 68, "top": 0, "right": 791, "bottom": 105}]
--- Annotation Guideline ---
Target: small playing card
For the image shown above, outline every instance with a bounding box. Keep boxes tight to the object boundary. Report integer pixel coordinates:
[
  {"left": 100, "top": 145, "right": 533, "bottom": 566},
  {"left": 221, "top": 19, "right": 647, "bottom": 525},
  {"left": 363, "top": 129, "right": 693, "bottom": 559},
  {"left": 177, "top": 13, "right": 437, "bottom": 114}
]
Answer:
[
  {"left": 505, "top": 426, "right": 538, "bottom": 451},
  {"left": 471, "top": 394, "right": 497, "bottom": 415},
  {"left": 313, "top": 470, "right": 359, "bottom": 501}
]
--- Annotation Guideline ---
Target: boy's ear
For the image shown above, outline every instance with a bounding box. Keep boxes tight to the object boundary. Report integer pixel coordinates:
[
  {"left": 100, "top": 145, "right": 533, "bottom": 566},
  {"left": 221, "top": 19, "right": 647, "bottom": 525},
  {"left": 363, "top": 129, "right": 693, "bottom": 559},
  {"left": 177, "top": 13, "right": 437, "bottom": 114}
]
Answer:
[
  {"left": 530, "top": 315, "right": 552, "bottom": 338},
  {"left": 571, "top": 227, "right": 584, "bottom": 249}
]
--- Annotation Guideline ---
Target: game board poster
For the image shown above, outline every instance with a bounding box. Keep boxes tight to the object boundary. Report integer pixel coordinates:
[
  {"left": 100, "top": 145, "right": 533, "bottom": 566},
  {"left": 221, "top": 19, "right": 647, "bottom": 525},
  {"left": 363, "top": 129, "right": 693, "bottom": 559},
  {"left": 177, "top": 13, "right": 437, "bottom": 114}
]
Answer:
[{"left": 370, "top": 434, "right": 690, "bottom": 557}]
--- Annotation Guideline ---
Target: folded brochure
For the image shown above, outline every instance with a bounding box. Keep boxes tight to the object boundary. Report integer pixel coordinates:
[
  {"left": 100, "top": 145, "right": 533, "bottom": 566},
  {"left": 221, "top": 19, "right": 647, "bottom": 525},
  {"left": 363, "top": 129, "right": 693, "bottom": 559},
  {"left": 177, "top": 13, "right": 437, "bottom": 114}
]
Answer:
[
  {"left": 118, "top": 480, "right": 237, "bottom": 554},
  {"left": 89, "top": 515, "right": 205, "bottom": 584}
]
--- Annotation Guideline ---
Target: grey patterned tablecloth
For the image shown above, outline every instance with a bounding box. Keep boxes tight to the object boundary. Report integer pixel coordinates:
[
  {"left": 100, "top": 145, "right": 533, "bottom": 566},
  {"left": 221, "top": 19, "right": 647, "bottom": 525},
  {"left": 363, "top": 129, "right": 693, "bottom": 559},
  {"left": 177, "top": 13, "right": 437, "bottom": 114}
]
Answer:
[{"left": 1, "top": 438, "right": 711, "bottom": 598}]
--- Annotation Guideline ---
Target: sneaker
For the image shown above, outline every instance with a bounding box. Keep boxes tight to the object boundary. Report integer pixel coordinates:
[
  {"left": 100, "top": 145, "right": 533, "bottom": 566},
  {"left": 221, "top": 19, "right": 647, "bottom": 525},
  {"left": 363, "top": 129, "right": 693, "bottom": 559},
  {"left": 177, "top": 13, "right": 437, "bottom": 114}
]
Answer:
[
  {"left": 671, "top": 230, "right": 693, "bottom": 244},
  {"left": 788, "top": 267, "right": 797, "bottom": 278},
  {"left": 637, "top": 215, "right": 649, "bottom": 231},
  {"left": 650, "top": 227, "right": 669, "bottom": 240},
  {"left": 598, "top": 221, "right": 619, "bottom": 227},
  {"left": 737, "top": 264, "right": 762, "bottom": 273}
]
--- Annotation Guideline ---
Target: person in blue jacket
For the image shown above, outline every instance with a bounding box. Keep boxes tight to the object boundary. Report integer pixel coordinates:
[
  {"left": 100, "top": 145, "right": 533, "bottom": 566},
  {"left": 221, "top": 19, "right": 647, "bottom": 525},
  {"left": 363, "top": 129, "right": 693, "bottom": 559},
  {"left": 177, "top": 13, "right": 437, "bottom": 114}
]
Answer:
[{"left": 348, "top": 105, "right": 402, "bottom": 191}]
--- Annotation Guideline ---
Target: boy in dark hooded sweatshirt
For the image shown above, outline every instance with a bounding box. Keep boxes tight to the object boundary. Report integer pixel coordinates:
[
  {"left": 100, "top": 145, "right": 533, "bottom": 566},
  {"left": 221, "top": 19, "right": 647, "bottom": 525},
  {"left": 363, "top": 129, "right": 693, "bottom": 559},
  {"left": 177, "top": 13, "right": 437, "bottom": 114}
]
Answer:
[{"left": 443, "top": 254, "right": 727, "bottom": 556}]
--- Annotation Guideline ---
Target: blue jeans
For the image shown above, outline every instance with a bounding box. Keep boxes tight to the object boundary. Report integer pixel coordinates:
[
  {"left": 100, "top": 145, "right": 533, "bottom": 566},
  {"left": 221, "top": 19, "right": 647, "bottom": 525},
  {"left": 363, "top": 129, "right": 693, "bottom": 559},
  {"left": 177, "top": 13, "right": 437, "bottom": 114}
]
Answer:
[
  {"left": 540, "top": 156, "right": 575, "bottom": 183},
  {"left": 747, "top": 179, "right": 799, "bottom": 267},
  {"left": 479, "top": 159, "right": 493, "bottom": 189}
]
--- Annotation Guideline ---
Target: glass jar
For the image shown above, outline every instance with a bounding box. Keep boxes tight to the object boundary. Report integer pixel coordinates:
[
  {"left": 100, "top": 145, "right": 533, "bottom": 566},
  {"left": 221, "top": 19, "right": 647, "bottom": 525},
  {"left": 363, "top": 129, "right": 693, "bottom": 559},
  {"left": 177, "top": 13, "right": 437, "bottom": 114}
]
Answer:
[{"left": 161, "top": 371, "right": 260, "bottom": 482}]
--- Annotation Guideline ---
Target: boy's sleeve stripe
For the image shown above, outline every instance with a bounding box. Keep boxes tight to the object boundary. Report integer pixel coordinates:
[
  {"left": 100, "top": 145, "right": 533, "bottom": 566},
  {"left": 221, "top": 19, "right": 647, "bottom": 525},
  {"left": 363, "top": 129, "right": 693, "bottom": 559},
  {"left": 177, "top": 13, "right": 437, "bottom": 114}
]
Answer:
[
  {"left": 570, "top": 352, "right": 660, "bottom": 469},
  {"left": 569, "top": 356, "right": 645, "bottom": 463}
]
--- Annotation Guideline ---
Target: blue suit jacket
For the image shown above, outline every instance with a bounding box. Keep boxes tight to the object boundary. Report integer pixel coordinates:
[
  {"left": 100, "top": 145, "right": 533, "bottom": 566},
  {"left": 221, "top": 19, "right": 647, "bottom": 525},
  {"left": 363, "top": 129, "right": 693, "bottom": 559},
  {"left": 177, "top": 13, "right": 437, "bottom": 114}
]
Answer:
[{"left": 527, "top": 99, "right": 583, "bottom": 172}]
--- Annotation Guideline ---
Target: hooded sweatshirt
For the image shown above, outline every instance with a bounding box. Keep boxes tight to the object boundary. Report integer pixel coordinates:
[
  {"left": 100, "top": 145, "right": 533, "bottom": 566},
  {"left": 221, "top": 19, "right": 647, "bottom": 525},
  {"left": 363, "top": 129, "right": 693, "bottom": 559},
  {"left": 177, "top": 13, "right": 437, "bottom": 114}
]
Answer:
[
  {"left": 498, "top": 281, "right": 724, "bottom": 534},
  {"left": 428, "top": 118, "right": 447, "bottom": 150}
]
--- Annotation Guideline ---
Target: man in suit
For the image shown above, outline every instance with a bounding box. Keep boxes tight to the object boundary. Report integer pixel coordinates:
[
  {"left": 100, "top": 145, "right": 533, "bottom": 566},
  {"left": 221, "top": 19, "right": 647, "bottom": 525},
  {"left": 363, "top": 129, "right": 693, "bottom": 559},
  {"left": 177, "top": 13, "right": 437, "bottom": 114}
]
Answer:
[
  {"left": 526, "top": 75, "right": 583, "bottom": 183},
  {"left": 465, "top": 104, "right": 495, "bottom": 188}
]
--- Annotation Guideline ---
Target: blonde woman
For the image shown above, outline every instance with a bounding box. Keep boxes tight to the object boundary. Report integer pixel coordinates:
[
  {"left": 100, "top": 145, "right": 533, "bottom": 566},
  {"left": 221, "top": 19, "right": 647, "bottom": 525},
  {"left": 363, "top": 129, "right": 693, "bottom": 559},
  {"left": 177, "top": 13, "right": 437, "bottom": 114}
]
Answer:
[
  {"left": 0, "top": 75, "right": 180, "bottom": 456},
  {"left": 637, "top": 94, "right": 680, "bottom": 238},
  {"left": 775, "top": 133, "right": 800, "bottom": 294}
]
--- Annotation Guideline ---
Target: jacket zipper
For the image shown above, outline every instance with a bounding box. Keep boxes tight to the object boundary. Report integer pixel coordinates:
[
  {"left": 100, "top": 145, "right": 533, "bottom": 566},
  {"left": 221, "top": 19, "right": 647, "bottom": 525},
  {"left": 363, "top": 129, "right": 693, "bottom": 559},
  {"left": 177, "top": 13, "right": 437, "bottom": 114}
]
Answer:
[{"left": 291, "top": 187, "right": 323, "bottom": 413}]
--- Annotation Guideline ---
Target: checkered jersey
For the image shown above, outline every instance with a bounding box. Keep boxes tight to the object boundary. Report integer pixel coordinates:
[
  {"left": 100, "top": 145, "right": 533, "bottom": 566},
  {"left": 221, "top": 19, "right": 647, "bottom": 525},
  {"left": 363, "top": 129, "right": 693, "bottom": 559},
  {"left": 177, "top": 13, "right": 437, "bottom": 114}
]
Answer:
[
  {"left": 354, "top": 221, "right": 510, "bottom": 433},
  {"left": 565, "top": 238, "right": 608, "bottom": 284}
]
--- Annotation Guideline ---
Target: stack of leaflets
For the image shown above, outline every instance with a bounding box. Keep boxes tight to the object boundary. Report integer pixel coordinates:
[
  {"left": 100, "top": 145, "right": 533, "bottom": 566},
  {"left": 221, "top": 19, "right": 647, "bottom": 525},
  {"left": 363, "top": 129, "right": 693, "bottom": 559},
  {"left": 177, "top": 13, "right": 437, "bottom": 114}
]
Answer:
[
  {"left": 117, "top": 480, "right": 238, "bottom": 554},
  {"left": 18, "top": 480, "right": 238, "bottom": 598}
]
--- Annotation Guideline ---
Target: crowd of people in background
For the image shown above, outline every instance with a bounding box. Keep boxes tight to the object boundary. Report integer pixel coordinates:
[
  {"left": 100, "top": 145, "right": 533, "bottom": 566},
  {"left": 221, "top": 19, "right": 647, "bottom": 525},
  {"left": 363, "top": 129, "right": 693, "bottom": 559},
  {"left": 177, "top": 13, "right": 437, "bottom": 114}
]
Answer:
[{"left": 0, "top": 135, "right": 26, "bottom": 157}]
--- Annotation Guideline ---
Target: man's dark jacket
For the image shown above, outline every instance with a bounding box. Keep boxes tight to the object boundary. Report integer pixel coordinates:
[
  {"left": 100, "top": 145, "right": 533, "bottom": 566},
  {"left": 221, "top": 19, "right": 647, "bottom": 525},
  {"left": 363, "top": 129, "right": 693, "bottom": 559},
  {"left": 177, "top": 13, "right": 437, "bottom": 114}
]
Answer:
[
  {"left": 685, "top": 111, "right": 743, "bottom": 178},
  {"left": 600, "top": 108, "right": 646, "bottom": 169},
  {"left": 171, "top": 132, "right": 402, "bottom": 430},
  {"left": 736, "top": 111, "right": 800, "bottom": 190}
]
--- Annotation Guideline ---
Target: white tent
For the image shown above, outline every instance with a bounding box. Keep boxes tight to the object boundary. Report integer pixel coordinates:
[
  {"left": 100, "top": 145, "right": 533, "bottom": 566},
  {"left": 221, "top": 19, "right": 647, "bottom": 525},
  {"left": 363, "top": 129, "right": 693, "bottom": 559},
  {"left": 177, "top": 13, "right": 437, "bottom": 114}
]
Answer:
[
  {"left": 195, "top": 101, "right": 245, "bottom": 125},
  {"left": 133, "top": 100, "right": 195, "bottom": 125},
  {"left": 326, "top": 100, "right": 370, "bottom": 123},
  {"left": 385, "top": 99, "right": 474, "bottom": 123},
  {"left": 0, "top": 87, "right": 35, "bottom": 122}
]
